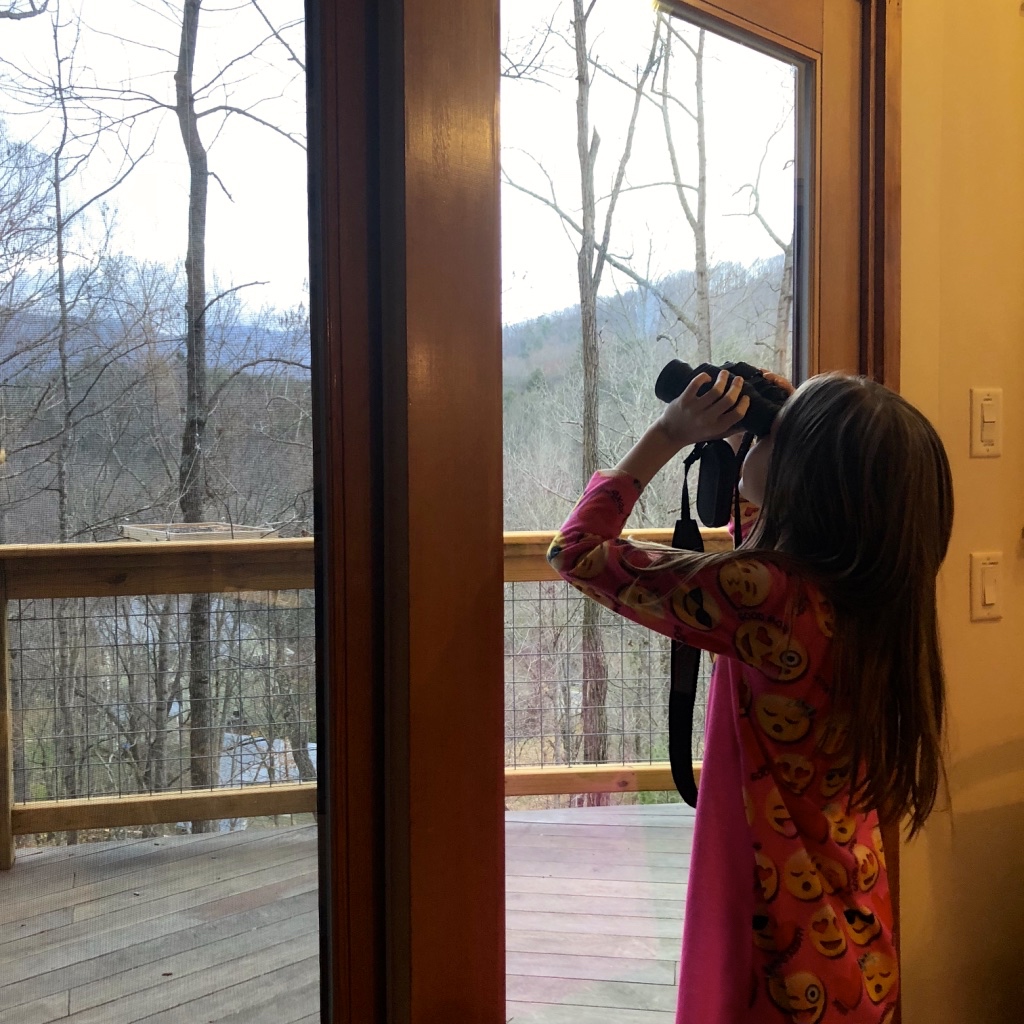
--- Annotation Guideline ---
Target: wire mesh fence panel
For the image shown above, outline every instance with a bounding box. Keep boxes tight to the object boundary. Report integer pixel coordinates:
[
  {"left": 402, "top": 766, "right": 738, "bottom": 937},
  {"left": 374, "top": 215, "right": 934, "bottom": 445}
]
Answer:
[
  {"left": 8, "top": 578, "right": 701, "bottom": 816},
  {"left": 504, "top": 579, "right": 710, "bottom": 769},
  {"left": 8, "top": 590, "right": 316, "bottom": 805}
]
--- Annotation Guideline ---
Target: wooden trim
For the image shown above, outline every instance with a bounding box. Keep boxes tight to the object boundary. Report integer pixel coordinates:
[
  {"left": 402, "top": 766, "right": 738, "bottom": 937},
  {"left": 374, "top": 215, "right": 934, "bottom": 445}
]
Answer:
[
  {"left": 815, "top": 3, "right": 862, "bottom": 374},
  {"left": 308, "top": 0, "right": 386, "bottom": 1019},
  {"left": 0, "top": 528, "right": 730, "bottom": 601},
  {"left": 0, "top": 583, "right": 12, "bottom": 869},
  {"left": 390, "top": 0, "right": 505, "bottom": 1014},
  {"left": 6, "top": 764, "right": 702, "bottom": 841},
  {"left": 860, "top": 0, "right": 902, "bottom": 387},
  {"left": 666, "top": 0, "right": 822, "bottom": 55},
  {"left": 10, "top": 784, "right": 317, "bottom": 835},
  {"left": 505, "top": 762, "right": 698, "bottom": 797},
  {"left": 0, "top": 539, "right": 313, "bottom": 600}
]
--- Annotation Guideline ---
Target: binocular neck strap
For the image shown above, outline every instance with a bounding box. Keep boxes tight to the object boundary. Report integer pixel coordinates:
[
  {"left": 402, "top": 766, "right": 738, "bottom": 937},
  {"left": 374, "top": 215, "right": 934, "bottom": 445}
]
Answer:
[
  {"left": 668, "top": 435, "right": 752, "bottom": 809},
  {"left": 668, "top": 443, "right": 705, "bottom": 808},
  {"left": 671, "top": 443, "right": 705, "bottom": 552}
]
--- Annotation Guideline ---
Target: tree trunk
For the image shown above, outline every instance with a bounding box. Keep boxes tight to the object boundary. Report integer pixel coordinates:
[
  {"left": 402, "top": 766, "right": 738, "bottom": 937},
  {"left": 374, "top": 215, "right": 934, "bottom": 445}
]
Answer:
[
  {"left": 52, "top": 67, "right": 79, "bottom": 841},
  {"left": 773, "top": 242, "right": 795, "bottom": 374},
  {"left": 573, "top": 0, "right": 609, "bottom": 805},
  {"left": 174, "top": 0, "right": 217, "bottom": 833},
  {"left": 143, "top": 596, "right": 174, "bottom": 794},
  {"left": 691, "top": 30, "right": 712, "bottom": 362},
  {"left": 659, "top": 21, "right": 712, "bottom": 361}
]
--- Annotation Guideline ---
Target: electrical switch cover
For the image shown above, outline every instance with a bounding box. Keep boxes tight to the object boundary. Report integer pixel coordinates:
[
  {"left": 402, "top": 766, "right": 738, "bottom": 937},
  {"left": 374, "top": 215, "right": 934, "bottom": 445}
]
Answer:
[
  {"left": 970, "top": 388, "right": 1002, "bottom": 457},
  {"left": 970, "top": 551, "right": 1002, "bottom": 621}
]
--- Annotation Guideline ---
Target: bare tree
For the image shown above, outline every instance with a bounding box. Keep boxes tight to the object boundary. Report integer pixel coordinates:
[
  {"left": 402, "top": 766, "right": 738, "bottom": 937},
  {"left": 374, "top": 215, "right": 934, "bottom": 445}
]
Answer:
[
  {"left": 732, "top": 114, "right": 796, "bottom": 374},
  {"left": 503, "top": 0, "right": 661, "bottom": 798},
  {"left": 0, "top": 0, "right": 48, "bottom": 21}
]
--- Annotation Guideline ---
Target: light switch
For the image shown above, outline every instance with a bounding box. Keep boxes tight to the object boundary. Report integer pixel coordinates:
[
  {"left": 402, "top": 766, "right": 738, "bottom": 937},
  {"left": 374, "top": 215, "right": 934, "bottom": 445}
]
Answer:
[
  {"left": 970, "top": 388, "right": 1002, "bottom": 457},
  {"left": 970, "top": 551, "right": 1002, "bottom": 621}
]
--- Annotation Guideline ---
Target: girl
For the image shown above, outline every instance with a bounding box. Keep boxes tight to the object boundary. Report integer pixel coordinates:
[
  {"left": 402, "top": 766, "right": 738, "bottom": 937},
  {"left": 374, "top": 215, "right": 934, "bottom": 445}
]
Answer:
[{"left": 546, "top": 370, "right": 952, "bottom": 1024}]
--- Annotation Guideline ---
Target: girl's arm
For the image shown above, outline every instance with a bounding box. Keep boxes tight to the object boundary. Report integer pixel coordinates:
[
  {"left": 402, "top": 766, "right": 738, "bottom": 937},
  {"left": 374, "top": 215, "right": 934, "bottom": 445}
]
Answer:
[{"left": 547, "top": 371, "right": 802, "bottom": 667}]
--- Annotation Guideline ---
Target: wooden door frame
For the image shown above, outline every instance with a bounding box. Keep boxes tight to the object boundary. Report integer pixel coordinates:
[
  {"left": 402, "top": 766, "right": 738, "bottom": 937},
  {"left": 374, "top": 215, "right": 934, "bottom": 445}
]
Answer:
[
  {"left": 308, "top": 0, "right": 504, "bottom": 1021},
  {"left": 307, "top": 0, "right": 901, "bottom": 1021}
]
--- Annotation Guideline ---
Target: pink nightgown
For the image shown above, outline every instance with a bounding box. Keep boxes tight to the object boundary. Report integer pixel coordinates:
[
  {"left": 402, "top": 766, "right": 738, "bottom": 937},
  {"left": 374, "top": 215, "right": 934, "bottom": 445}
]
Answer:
[{"left": 547, "top": 470, "right": 898, "bottom": 1024}]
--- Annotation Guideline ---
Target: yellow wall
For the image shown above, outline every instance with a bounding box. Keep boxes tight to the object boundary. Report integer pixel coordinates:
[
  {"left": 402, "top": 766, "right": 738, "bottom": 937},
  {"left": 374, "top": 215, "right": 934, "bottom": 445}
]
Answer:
[{"left": 901, "top": 1, "right": 1024, "bottom": 1019}]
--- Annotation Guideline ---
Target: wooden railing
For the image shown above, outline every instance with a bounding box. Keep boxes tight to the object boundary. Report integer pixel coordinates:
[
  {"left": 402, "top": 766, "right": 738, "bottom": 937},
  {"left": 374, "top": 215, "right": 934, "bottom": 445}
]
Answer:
[{"left": 0, "top": 526, "right": 730, "bottom": 868}]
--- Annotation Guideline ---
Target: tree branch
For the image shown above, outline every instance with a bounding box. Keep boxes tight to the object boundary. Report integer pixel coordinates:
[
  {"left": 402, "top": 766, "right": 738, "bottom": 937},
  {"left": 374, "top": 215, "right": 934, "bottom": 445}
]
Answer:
[{"left": 197, "top": 103, "right": 306, "bottom": 150}]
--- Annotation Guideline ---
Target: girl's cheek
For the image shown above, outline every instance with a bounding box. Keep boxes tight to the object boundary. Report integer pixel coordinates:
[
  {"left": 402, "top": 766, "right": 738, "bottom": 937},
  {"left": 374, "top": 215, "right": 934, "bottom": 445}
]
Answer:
[{"left": 740, "top": 438, "right": 773, "bottom": 506}]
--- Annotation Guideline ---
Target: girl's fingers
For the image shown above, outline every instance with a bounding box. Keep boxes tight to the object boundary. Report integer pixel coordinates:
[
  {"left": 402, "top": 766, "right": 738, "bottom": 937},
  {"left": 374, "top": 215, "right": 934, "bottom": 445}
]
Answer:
[
  {"left": 761, "top": 369, "right": 796, "bottom": 395},
  {"left": 680, "top": 372, "right": 713, "bottom": 402}
]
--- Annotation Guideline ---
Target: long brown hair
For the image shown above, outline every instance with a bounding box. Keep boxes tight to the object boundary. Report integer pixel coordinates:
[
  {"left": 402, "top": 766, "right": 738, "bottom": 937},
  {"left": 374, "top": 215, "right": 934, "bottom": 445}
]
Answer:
[{"left": 748, "top": 374, "right": 954, "bottom": 835}]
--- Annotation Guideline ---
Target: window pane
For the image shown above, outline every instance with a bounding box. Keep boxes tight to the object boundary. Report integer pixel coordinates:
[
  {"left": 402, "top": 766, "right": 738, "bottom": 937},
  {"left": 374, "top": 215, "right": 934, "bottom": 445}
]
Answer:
[
  {"left": 502, "top": 0, "right": 802, "bottom": 532},
  {"left": 500, "top": 2, "right": 807, "bottom": 1018},
  {"left": 0, "top": 3, "right": 318, "bottom": 1021}
]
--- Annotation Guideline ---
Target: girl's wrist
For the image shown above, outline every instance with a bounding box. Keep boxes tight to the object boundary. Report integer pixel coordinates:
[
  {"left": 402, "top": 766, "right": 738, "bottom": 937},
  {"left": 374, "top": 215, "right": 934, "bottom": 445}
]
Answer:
[{"left": 615, "top": 421, "right": 689, "bottom": 489}]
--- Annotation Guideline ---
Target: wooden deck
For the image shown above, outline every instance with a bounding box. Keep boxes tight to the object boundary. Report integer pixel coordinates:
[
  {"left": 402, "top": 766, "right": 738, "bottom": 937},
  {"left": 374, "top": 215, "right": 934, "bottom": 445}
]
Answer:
[{"left": 0, "top": 803, "right": 692, "bottom": 1023}]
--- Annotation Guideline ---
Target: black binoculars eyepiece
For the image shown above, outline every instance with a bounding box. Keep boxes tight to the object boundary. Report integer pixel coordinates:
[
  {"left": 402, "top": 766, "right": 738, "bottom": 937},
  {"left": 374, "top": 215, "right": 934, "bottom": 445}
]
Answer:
[{"left": 654, "top": 359, "right": 789, "bottom": 437}]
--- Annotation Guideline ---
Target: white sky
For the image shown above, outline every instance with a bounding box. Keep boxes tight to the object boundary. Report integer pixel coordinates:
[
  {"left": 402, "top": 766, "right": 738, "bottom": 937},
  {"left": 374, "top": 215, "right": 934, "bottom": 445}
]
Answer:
[
  {"left": 0, "top": 0, "right": 797, "bottom": 326},
  {"left": 501, "top": 0, "right": 797, "bottom": 324},
  {"left": 0, "top": 0, "right": 308, "bottom": 314}
]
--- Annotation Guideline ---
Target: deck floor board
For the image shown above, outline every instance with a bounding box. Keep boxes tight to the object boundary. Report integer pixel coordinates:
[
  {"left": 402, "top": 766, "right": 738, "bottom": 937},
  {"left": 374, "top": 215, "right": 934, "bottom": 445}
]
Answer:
[{"left": 0, "top": 803, "right": 693, "bottom": 1023}]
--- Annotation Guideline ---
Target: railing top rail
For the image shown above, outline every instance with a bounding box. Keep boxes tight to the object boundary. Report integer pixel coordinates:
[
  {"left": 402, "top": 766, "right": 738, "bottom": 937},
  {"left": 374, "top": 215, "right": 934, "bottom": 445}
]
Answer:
[
  {"left": 0, "top": 538, "right": 315, "bottom": 601},
  {"left": 0, "top": 527, "right": 733, "bottom": 599},
  {"left": 0, "top": 537, "right": 313, "bottom": 560}
]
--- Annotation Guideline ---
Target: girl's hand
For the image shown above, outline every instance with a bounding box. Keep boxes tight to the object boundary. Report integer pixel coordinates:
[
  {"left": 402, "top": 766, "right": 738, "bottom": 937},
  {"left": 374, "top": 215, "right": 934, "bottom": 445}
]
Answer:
[
  {"left": 655, "top": 369, "right": 750, "bottom": 447},
  {"left": 761, "top": 369, "right": 796, "bottom": 396},
  {"left": 616, "top": 370, "right": 749, "bottom": 489}
]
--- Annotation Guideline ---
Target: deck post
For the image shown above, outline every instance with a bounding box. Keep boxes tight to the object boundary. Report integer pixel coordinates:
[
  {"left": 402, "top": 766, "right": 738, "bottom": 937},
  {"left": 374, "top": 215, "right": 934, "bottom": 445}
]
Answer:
[{"left": 0, "top": 573, "right": 14, "bottom": 869}]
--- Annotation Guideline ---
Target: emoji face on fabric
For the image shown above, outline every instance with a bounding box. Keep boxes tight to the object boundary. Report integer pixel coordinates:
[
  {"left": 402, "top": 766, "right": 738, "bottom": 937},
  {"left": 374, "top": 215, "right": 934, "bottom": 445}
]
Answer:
[
  {"left": 810, "top": 853, "right": 850, "bottom": 894},
  {"left": 755, "top": 695, "right": 813, "bottom": 743},
  {"left": 734, "top": 621, "right": 808, "bottom": 681},
  {"left": 718, "top": 559, "right": 773, "bottom": 607},
  {"left": 544, "top": 532, "right": 606, "bottom": 581},
  {"left": 853, "top": 844, "right": 881, "bottom": 891},
  {"left": 767, "top": 971, "right": 828, "bottom": 1024},
  {"left": 766, "top": 787, "right": 798, "bottom": 838},
  {"left": 809, "top": 905, "right": 847, "bottom": 959},
  {"left": 546, "top": 531, "right": 580, "bottom": 573},
  {"left": 871, "top": 824, "right": 887, "bottom": 870},
  {"left": 775, "top": 752, "right": 815, "bottom": 796},
  {"left": 755, "top": 849, "right": 779, "bottom": 901},
  {"left": 843, "top": 906, "right": 881, "bottom": 945},
  {"left": 571, "top": 581, "right": 616, "bottom": 611},
  {"left": 784, "top": 850, "right": 824, "bottom": 901},
  {"left": 617, "top": 582, "right": 667, "bottom": 620},
  {"left": 823, "top": 802, "right": 857, "bottom": 845},
  {"left": 859, "top": 951, "right": 898, "bottom": 1004},
  {"left": 821, "top": 761, "right": 851, "bottom": 798},
  {"left": 752, "top": 906, "right": 795, "bottom": 952},
  {"left": 670, "top": 585, "right": 721, "bottom": 631}
]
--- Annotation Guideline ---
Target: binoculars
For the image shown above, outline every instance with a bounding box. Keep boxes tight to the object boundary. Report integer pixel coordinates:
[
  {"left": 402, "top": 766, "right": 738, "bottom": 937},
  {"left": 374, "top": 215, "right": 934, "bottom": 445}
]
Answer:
[{"left": 655, "top": 359, "right": 789, "bottom": 437}]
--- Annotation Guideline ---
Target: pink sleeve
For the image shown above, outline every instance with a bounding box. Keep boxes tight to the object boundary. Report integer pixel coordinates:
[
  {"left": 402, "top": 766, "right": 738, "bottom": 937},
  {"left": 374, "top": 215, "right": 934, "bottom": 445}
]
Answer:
[{"left": 547, "top": 471, "right": 805, "bottom": 671}]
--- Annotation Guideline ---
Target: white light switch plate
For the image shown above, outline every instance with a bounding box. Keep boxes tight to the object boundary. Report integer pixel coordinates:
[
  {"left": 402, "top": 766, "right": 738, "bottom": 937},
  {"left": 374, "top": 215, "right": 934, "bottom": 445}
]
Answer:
[
  {"left": 970, "top": 388, "right": 1002, "bottom": 457},
  {"left": 970, "top": 551, "right": 1002, "bottom": 621}
]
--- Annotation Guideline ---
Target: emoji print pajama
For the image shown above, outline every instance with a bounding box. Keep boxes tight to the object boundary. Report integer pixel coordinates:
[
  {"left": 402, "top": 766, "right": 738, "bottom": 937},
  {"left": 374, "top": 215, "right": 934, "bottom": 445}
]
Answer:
[{"left": 548, "top": 471, "right": 898, "bottom": 1024}]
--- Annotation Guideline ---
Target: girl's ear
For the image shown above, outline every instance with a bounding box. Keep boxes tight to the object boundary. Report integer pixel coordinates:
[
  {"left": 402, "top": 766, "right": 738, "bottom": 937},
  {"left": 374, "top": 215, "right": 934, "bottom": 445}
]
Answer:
[{"left": 739, "top": 434, "right": 774, "bottom": 507}]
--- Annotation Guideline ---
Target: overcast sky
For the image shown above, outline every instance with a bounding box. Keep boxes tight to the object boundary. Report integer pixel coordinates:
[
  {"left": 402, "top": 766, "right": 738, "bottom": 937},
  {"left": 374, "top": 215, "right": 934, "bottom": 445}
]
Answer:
[
  {"left": 1, "top": 0, "right": 796, "bottom": 327},
  {"left": 1, "top": 0, "right": 307, "bottom": 314},
  {"left": 501, "top": 0, "right": 798, "bottom": 324}
]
